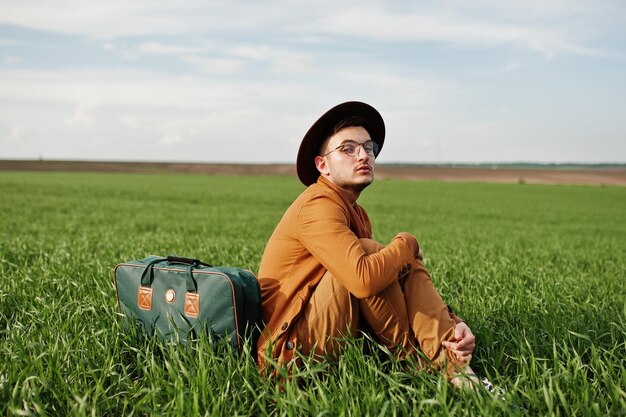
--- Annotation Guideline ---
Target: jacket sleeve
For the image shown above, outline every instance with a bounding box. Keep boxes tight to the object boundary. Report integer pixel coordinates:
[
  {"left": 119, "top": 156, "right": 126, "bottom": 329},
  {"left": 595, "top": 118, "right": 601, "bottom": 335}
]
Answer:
[{"left": 296, "top": 193, "right": 415, "bottom": 299}]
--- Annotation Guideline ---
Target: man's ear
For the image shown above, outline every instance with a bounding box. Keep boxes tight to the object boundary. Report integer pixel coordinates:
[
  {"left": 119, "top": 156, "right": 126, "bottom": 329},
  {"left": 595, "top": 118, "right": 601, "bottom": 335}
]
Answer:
[{"left": 314, "top": 155, "right": 330, "bottom": 177}]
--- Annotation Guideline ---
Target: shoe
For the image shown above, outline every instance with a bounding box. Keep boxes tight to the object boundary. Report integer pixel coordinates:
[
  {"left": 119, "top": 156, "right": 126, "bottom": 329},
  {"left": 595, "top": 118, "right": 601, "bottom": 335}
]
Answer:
[{"left": 481, "top": 377, "right": 505, "bottom": 397}]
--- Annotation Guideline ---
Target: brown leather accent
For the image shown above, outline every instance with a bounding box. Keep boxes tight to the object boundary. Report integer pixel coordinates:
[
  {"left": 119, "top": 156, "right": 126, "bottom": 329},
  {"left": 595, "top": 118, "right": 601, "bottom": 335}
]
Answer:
[
  {"left": 184, "top": 293, "right": 200, "bottom": 318},
  {"left": 138, "top": 286, "right": 153, "bottom": 310}
]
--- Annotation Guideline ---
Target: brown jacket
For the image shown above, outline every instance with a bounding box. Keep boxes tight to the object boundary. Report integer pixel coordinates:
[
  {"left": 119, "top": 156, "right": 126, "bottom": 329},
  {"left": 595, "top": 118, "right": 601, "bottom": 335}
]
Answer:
[{"left": 256, "top": 176, "right": 415, "bottom": 370}]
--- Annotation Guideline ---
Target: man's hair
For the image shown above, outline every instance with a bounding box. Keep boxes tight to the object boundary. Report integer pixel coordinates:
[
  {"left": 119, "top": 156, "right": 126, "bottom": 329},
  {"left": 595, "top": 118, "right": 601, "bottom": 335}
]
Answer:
[
  {"left": 328, "top": 115, "right": 367, "bottom": 138},
  {"left": 319, "top": 115, "right": 367, "bottom": 155}
]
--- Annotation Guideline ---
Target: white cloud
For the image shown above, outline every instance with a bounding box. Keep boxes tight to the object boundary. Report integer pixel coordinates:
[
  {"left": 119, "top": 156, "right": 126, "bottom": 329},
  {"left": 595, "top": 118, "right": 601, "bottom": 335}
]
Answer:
[
  {"left": 271, "top": 56, "right": 312, "bottom": 75},
  {"left": 182, "top": 56, "right": 245, "bottom": 75},
  {"left": 0, "top": 64, "right": 474, "bottom": 162},
  {"left": 64, "top": 101, "right": 97, "bottom": 128},
  {"left": 2, "top": 0, "right": 623, "bottom": 58},
  {"left": 0, "top": 67, "right": 322, "bottom": 161},
  {"left": 160, "top": 132, "right": 183, "bottom": 146},
  {"left": 1, "top": 1, "right": 624, "bottom": 163},
  {"left": 319, "top": 7, "right": 597, "bottom": 58},
  {"left": 231, "top": 45, "right": 270, "bottom": 61},
  {"left": 137, "top": 41, "right": 208, "bottom": 55},
  {"left": 0, "top": 0, "right": 292, "bottom": 38},
  {"left": 7, "top": 126, "right": 21, "bottom": 142},
  {"left": 3, "top": 56, "right": 22, "bottom": 65},
  {"left": 231, "top": 45, "right": 313, "bottom": 75},
  {"left": 0, "top": 69, "right": 242, "bottom": 107}
]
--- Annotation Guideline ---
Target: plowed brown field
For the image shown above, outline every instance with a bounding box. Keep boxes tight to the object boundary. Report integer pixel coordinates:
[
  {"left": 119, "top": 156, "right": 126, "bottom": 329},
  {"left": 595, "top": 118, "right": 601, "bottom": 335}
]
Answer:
[{"left": 1, "top": 160, "right": 624, "bottom": 186}]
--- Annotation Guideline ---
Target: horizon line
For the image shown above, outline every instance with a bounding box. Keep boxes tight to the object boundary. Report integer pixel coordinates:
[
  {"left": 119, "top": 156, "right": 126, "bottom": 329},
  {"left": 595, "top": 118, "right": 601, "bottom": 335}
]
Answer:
[{"left": 1, "top": 158, "right": 625, "bottom": 167}]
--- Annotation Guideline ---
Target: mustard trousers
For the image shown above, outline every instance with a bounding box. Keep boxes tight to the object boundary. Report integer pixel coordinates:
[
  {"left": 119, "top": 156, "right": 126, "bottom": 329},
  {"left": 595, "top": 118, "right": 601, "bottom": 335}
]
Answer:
[{"left": 293, "top": 238, "right": 462, "bottom": 370}]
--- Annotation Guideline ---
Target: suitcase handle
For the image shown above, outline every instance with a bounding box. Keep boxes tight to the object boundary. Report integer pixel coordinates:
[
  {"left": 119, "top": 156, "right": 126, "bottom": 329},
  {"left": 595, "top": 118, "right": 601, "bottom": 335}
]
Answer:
[
  {"left": 140, "top": 256, "right": 209, "bottom": 293},
  {"left": 166, "top": 255, "right": 212, "bottom": 267}
]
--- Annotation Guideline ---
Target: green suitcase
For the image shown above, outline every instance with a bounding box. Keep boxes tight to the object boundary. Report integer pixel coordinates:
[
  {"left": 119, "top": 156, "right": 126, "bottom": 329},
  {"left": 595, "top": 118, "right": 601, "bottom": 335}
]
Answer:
[{"left": 114, "top": 255, "right": 262, "bottom": 353}]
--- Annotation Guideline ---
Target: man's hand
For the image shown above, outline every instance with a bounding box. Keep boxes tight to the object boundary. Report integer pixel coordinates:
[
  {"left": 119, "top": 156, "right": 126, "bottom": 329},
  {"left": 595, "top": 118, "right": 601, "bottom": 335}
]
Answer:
[
  {"left": 394, "top": 232, "right": 422, "bottom": 260},
  {"left": 442, "top": 322, "right": 475, "bottom": 363}
]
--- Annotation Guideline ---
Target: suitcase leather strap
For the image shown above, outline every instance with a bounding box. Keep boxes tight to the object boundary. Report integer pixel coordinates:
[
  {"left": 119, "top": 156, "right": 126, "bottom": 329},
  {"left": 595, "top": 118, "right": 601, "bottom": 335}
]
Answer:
[{"left": 140, "top": 256, "right": 210, "bottom": 293}]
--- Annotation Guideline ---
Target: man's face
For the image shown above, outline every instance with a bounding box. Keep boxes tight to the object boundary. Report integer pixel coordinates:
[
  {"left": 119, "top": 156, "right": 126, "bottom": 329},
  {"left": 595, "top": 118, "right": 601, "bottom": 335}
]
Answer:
[{"left": 315, "top": 126, "right": 376, "bottom": 193}]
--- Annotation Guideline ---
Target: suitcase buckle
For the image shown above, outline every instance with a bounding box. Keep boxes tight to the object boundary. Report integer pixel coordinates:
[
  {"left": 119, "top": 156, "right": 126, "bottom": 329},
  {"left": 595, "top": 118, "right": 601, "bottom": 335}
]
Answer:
[{"left": 165, "top": 289, "right": 176, "bottom": 304}]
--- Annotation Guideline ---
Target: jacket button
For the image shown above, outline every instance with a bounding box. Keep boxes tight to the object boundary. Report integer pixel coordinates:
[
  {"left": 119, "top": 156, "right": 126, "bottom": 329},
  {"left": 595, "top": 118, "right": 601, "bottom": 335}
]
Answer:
[
  {"left": 280, "top": 322, "right": 289, "bottom": 331},
  {"left": 407, "top": 264, "right": 412, "bottom": 270},
  {"left": 285, "top": 340, "right": 295, "bottom": 350}
]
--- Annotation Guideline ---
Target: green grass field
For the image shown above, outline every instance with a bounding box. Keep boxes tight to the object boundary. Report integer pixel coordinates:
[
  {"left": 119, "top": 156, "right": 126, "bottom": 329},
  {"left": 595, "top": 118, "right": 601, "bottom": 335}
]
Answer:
[{"left": 1, "top": 171, "right": 624, "bottom": 416}]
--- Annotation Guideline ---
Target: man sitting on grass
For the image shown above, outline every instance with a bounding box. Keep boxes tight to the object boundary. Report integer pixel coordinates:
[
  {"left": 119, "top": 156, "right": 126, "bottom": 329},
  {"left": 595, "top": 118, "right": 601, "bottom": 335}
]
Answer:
[{"left": 256, "top": 101, "right": 480, "bottom": 388}]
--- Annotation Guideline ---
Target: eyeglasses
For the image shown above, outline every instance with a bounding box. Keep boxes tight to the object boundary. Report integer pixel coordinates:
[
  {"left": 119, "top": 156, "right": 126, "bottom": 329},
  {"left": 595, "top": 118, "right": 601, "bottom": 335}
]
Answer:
[{"left": 322, "top": 140, "right": 380, "bottom": 158}]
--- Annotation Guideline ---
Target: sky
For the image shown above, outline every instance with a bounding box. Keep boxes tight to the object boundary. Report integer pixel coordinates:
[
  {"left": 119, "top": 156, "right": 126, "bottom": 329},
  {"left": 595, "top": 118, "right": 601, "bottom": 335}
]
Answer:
[{"left": 1, "top": 1, "right": 625, "bottom": 164}]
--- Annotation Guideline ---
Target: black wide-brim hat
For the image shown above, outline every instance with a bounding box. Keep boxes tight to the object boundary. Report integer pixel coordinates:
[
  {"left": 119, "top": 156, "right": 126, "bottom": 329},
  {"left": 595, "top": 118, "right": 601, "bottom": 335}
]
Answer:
[{"left": 296, "top": 101, "right": 385, "bottom": 186}]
